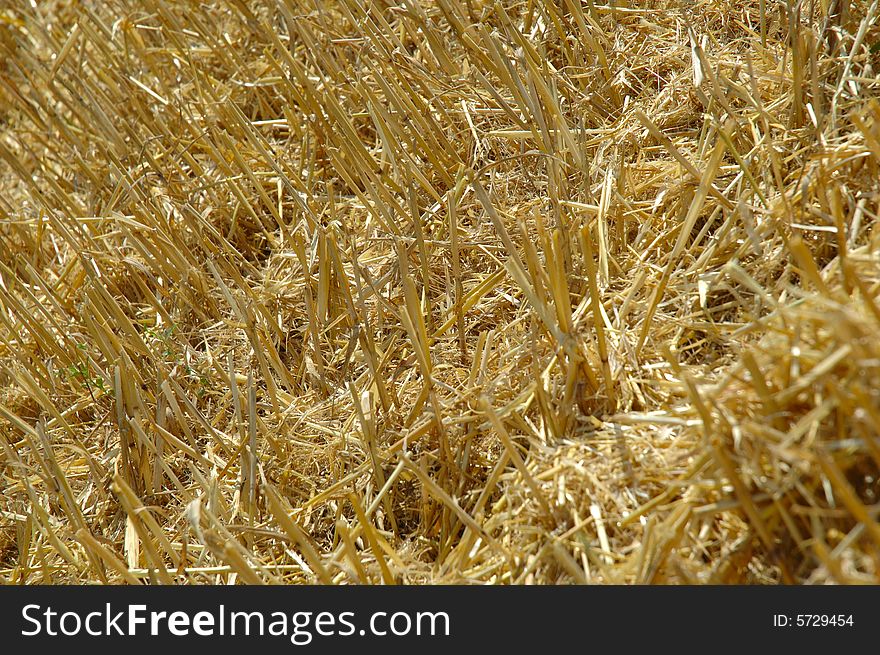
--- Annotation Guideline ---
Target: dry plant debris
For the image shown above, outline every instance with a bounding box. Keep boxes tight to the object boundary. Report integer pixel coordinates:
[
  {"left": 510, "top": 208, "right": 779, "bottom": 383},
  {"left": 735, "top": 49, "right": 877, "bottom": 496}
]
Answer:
[{"left": 1, "top": 0, "right": 880, "bottom": 584}]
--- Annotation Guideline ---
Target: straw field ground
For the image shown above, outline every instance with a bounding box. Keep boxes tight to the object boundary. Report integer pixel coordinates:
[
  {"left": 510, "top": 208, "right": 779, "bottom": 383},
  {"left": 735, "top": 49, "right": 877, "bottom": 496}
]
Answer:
[{"left": 1, "top": 0, "right": 879, "bottom": 584}]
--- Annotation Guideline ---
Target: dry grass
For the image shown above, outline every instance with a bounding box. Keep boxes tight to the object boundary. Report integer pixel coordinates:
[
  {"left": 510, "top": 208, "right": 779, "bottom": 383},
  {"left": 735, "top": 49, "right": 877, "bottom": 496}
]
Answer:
[{"left": 1, "top": 0, "right": 879, "bottom": 584}]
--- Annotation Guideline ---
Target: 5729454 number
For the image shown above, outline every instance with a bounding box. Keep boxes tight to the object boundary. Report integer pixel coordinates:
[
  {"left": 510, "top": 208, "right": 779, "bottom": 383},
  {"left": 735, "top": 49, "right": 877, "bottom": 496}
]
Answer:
[{"left": 773, "top": 614, "right": 854, "bottom": 628}]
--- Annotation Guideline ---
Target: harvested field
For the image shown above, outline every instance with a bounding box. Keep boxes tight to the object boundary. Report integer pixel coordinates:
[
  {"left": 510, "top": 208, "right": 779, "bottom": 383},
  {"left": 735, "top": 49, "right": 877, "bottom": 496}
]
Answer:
[{"left": 1, "top": 0, "right": 879, "bottom": 584}]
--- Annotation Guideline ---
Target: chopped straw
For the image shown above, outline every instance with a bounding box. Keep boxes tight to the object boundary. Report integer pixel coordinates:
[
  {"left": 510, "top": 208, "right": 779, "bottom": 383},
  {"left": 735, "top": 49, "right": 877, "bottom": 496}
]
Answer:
[{"left": 1, "top": 0, "right": 879, "bottom": 584}]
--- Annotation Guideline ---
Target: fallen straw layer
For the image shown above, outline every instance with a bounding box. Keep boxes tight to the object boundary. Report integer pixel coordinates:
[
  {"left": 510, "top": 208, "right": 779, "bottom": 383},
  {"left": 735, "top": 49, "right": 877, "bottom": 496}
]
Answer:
[{"left": 1, "top": 0, "right": 879, "bottom": 584}]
